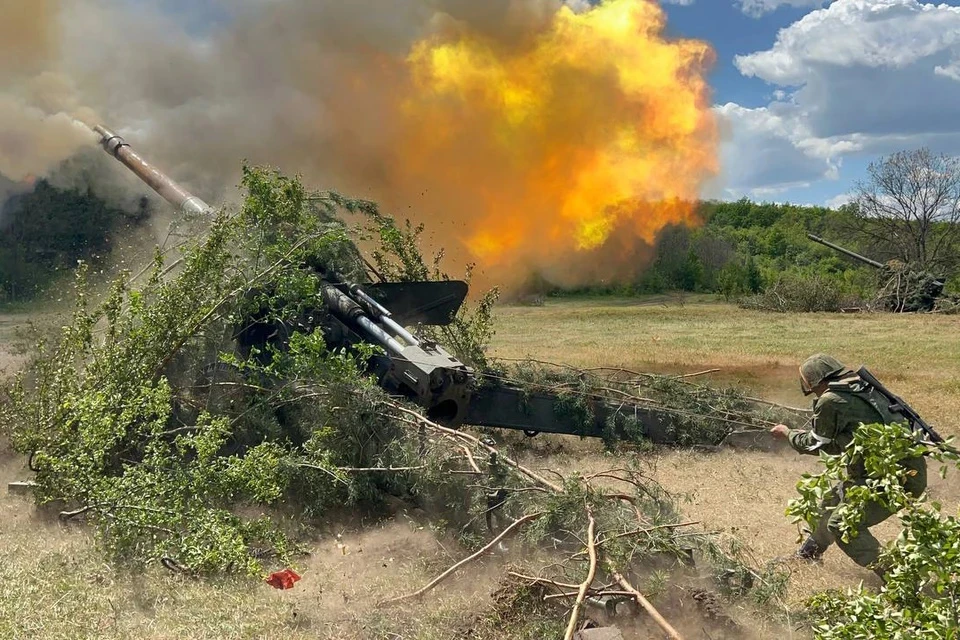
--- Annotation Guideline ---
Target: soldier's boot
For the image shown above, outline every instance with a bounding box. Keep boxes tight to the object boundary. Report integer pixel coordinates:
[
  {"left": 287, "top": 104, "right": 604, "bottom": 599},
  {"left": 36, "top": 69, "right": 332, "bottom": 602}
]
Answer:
[
  {"left": 871, "top": 564, "right": 888, "bottom": 585},
  {"left": 795, "top": 536, "right": 825, "bottom": 561}
]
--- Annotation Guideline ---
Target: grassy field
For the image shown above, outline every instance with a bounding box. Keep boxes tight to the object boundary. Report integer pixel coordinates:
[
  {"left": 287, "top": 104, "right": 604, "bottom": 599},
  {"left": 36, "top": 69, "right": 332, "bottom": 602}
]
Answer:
[
  {"left": 489, "top": 295, "right": 960, "bottom": 606},
  {"left": 491, "top": 294, "right": 960, "bottom": 427},
  {"left": 2, "top": 297, "right": 959, "bottom": 638}
]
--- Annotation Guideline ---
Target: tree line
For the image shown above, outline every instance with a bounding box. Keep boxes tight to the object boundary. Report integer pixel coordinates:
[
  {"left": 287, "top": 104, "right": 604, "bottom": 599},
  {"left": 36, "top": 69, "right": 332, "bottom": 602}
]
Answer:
[
  {"left": 0, "top": 179, "right": 149, "bottom": 303},
  {"left": 3, "top": 147, "right": 958, "bottom": 306},
  {"left": 553, "top": 148, "right": 960, "bottom": 302}
]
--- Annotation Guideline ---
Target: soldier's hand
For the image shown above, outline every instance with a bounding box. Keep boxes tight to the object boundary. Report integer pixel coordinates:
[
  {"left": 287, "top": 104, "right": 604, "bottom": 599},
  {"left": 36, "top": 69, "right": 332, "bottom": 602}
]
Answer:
[{"left": 770, "top": 424, "right": 791, "bottom": 438}]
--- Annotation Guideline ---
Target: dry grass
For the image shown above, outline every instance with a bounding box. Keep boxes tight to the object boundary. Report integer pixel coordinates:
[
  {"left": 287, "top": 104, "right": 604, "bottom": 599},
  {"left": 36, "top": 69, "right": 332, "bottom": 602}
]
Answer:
[
  {"left": 3, "top": 295, "right": 958, "bottom": 637},
  {"left": 490, "top": 295, "right": 960, "bottom": 607},
  {"left": 1, "top": 448, "right": 512, "bottom": 639},
  {"left": 492, "top": 294, "right": 960, "bottom": 427}
]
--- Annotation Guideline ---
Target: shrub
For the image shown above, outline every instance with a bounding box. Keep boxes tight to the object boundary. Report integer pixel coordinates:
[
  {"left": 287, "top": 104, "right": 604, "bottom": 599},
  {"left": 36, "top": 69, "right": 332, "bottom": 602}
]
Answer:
[
  {"left": 0, "top": 166, "right": 493, "bottom": 575},
  {"left": 739, "top": 271, "right": 863, "bottom": 312},
  {"left": 785, "top": 422, "right": 960, "bottom": 638}
]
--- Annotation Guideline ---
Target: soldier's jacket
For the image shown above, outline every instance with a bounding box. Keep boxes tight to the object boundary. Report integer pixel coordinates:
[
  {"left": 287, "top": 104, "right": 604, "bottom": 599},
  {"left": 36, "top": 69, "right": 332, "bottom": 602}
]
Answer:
[{"left": 787, "top": 373, "right": 923, "bottom": 481}]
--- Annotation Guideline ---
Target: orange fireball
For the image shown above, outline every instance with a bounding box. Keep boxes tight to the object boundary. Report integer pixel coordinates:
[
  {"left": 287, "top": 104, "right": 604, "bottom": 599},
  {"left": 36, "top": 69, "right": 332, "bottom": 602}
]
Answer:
[{"left": 392, "top": 0, "right": 717, "bottom": 288}]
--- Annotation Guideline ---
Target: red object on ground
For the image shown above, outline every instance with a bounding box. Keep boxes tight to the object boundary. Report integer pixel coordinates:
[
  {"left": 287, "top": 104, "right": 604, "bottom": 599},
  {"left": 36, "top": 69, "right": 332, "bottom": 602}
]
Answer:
[{"left": 265, "top": 568, "right": 302, "bottom": 590}]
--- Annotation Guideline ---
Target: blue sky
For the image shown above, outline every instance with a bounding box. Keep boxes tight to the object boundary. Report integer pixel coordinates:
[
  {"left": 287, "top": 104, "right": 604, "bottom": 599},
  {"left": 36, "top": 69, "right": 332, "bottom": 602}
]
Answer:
[
  {"left": 654, "top": 0, "right": 960, "bottom": 206},
  {"left": 117, "top": 0, "right": 960, "bottom": 208}
]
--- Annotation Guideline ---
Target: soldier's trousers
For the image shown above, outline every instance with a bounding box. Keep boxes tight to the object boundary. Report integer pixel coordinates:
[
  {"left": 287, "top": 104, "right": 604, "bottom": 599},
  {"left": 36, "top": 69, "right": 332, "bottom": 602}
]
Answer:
[{"left": 809, "top": 458, "right": 927, "bottom": 570}]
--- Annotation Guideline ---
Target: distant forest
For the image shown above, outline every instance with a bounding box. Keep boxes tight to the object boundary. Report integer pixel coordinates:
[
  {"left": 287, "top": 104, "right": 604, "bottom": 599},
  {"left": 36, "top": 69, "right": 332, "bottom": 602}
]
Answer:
[
  {"left": 0, "top": 180, "right": 149, "bottom": 303},
  {"left": 1, "top": 181, "right": 955, "bottom": 306},
  {"left": 541, "top": 198, "right": 934, "bottom": 301}
]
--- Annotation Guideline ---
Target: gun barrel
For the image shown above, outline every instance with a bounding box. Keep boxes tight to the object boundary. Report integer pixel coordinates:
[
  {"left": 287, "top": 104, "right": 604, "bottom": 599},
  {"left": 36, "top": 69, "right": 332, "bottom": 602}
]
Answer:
[
  {"left": 92, "top": 125, "right": 211, "bottom": 217},
  {"left": 807, "top": 233, "right": 885, "bottom": 269}
]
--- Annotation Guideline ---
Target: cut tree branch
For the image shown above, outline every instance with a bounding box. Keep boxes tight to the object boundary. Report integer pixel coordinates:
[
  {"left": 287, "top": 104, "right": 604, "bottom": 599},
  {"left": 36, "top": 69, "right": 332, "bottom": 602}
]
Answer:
[
  {"left": 379, "top": 512, "right": 544, "bottom": 607},
  {"left": 388, "top": 403, "right": 563, "bottom": 492},
  {"left": 545, "top": 590, "right": 635, "bottom": 601},
  {"left": 675, "top": 369, "right": 720, "bottom": 379},
  {"left": 460, "top": 445, "right": 483, "bottom": 474},
  {"left": 609, "top": 567, "right": 685, "bottom": 640},
  {"left": 563, "top": 507, "right": 598, "bottom": 640}
]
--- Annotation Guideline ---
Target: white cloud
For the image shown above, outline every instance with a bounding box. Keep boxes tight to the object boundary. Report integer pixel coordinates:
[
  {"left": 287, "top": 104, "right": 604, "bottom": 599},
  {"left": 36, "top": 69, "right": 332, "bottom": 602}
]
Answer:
[
  {"left": 721, "top": 0, "right": 960, "bottom": 195},
  {"left": 934, "top": 59, "right": 960, "bottom": 82},
  {"left": 737, "top": 0, "right": 830, "bottom": 17},
  {"left": 736, "top": 0, "right": 960, "bottom": 85},
  {"left": 825, "top": 192, "right": 854, "bottom": 208},
  {"left": 662, "top": 0, "right": 696, "bottom": 5},
  {"left": 713, "top": 102, "right": 841, "bottom": 197}
]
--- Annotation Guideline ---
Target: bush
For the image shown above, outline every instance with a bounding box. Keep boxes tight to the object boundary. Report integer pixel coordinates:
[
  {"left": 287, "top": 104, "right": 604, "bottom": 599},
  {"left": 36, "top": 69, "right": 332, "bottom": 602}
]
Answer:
[
  {"left": 785, "top": 422, "right": 960, "bottom": 638},
  {"left": 717, "top": 255, "right": 762, "bottom": 301},
  {"left": 739, "top": 271, "right": 863, "bottom": 312},
  {"left": 0, "top": 166, "right": 496, "bottom": 575}
]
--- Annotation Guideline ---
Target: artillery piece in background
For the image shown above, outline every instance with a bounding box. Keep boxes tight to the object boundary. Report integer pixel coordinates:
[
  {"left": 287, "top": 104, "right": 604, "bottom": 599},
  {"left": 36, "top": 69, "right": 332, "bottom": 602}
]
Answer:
[
  {"left": 807, "top": 233, "right": 951, "bottom": 313},
  {"left": 93, "top": 124, "right": 797, "bottom": 449}
]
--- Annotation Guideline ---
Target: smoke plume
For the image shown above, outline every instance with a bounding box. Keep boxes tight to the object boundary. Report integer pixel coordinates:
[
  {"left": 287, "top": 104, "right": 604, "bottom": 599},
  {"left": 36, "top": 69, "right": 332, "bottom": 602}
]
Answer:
[
  {"left": 0, "top": 0, "right": 717, "bottom": 289},
  {"left": 0, "top": 1, "right": 96, "bottom": 192}
]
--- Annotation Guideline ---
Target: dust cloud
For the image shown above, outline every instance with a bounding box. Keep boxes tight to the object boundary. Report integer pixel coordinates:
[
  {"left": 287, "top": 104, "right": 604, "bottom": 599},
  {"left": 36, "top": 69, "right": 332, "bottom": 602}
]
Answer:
[{"left": 0, "top": 0, "right": 718, "bottom": 289}]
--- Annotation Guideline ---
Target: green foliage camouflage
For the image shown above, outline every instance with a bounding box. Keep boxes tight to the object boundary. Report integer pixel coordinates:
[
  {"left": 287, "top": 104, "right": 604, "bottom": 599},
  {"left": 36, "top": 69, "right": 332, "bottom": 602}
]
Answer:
[
  {"left": 739, "top": 270, "right": 863, "bottom": 313},
  {"left": 786, "top": 422, "right": 960, "bottom": 638},
  {"left": 486, "top": 360, "right": 807, "bottom": 449},
  {"left": 0, "top": 166, "right": 483, "bottom": 575},
  {"left": 0, "top": 166, "right": 778, "bottom": 613}
]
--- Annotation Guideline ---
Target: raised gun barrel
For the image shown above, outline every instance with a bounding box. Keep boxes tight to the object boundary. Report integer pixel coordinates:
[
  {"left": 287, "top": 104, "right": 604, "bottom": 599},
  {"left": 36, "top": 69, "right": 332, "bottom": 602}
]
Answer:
[
  {"left": 807, "top": 233, "right": 885, "bottom": 269},
  {"left": 92, "top": 125, "right": 212, "bottom": 218}
]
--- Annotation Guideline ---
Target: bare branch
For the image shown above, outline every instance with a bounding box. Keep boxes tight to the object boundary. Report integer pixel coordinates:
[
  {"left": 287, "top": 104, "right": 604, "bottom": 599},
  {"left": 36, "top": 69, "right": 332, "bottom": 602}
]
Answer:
[
  {"left": 609, "top": 567, "right": 686, "bottom": 640},
  {"left": 563, "top": 507, "right": 598, "bottom": 640},
  {"left": 459, "top": 445, "right": 483, "bottom": 474},
  {"left": 853, "top": 148, "right": 960, "bottom": 269},
  {"left": 379, "top": 512, "right": 544, "bottom": 606},
  {"left": 675, "top": 369, "right": 720, "bottom": 379},
  {"left": 387, "top": 402, "right": 563, "bottom": 493},
  {"left": 545, "top": 589, "right": 635, "bottom": 601}
]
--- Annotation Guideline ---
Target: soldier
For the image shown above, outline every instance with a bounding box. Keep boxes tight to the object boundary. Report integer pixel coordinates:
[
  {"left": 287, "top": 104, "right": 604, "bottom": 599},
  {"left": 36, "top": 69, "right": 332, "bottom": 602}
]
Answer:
[{"left": 769, "top": 353, "right": 927, "bottom": 577}]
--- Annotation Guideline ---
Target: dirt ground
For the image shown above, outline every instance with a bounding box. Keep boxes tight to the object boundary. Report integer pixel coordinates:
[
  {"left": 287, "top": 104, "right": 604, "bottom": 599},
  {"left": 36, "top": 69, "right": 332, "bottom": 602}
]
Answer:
[{"left": 0, "top": 315, "right": 28, "bottom": 375}]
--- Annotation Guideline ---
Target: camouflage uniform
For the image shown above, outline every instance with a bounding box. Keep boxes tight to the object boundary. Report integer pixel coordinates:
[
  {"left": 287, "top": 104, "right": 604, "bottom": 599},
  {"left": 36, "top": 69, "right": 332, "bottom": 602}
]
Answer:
[{"left": 787, "top": 354, "right": 927, "bottom": 572}]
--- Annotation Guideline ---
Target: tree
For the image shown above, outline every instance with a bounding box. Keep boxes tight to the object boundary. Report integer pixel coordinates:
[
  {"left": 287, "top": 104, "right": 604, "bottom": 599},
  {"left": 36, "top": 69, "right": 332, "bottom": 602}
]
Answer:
[
  {"left": 852, "top": 148, "right": 960, "bottom": 271},
  {"left": 0, "top": 179, "right": 146, "bottom": 301}
]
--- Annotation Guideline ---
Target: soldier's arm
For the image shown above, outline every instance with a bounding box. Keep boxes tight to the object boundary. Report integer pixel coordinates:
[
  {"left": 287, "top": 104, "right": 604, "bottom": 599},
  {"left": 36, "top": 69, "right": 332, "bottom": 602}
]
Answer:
[{"left": 788, "top": 395, "right": 844, "bottom": 456}]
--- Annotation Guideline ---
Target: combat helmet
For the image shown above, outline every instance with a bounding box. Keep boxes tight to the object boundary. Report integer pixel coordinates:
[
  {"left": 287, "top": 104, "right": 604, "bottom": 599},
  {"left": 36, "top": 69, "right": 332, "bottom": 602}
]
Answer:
[{"left": 799, "top": 353, "right": 846, "bottom": 395}]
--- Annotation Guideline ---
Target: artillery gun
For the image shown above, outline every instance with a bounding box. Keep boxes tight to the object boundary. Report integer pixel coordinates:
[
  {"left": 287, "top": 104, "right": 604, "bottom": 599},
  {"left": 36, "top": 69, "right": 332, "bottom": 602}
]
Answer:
[
  {"left": 91, "top": 124, "right": 790, "bottom": 448},
  {"left": 807, "top": 233, "right": 947, "bottom": 312}
]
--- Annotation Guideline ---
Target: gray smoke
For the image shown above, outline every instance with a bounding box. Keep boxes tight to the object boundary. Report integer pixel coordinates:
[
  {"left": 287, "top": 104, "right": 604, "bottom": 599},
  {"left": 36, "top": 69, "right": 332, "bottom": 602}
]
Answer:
[
  {"left": 1, "top": 0, "right": 712, "bottom": 289},
  {"left": 19, "top": 0, "right": 580, "bottom": 204},
  {"left": 0, "top": 0, "right": 580, "bottom": 256}
]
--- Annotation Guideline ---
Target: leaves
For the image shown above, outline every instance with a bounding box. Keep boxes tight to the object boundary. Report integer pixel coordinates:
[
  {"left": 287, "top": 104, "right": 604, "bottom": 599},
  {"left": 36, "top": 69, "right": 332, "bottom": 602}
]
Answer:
[
  {"left": 0, "top": 165, "right": 500, "bottom": 576},
  {"left": 790, "top": 422, "right": 960, "bottom": 638}
]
